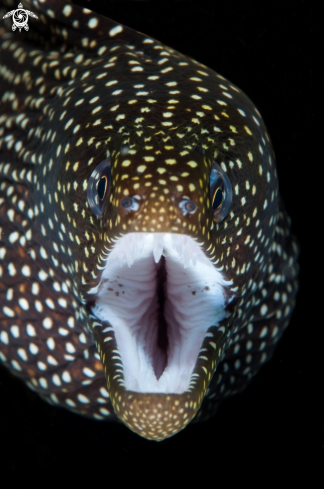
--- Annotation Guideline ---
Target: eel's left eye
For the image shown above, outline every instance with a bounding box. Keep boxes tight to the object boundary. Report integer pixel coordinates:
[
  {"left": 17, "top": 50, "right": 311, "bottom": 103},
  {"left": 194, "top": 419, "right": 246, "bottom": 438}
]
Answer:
[
  {"left": 209, "top": 161, "right": 233, "bottom": 222},
  {"left": 87, "top": 157, "right": 111, "bottom": 218}
]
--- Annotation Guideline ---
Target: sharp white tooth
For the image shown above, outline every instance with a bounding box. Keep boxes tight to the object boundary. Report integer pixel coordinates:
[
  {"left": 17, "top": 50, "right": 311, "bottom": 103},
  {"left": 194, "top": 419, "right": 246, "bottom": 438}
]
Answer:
[
  {"left": 153, "top": 234, "right": 163, "bottom": 264},
  {"left": 126, "top": 240, "right": 134, "bottom": 268},
  {"left": 173, "top": 234, "right": 181, "bottom": 255},
  {"left": 180, "top": 240, "right": 188, "bottom": 268}
]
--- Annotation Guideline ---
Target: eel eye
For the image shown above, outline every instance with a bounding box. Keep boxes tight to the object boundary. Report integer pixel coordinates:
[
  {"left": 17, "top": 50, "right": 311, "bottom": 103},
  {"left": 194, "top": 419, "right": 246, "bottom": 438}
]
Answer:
[
  {"left": 209, "top": 161, "right": 233, "bottom": 222},
  {"left": 87, "top": 157, "right": 111, "bottom": 218},
  {"left": 121, "top": 197, "right": 140, "bottom": 211},
  {"left": 179, "top": 199, "right": 197, "bottom": 215}
]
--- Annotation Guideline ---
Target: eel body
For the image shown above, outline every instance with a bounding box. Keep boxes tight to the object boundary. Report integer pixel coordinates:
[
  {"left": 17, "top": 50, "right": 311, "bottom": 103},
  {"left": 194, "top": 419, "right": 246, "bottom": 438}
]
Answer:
[{"left": 0, "top": 0, "right": 299, "bottom": 440}]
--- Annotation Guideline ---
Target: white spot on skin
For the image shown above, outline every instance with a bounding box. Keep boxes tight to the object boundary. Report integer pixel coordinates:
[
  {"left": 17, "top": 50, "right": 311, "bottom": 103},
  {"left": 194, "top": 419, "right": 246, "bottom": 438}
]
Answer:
[
  {"left": 100, "top": 387, "right": 109, "bottom": 398},
  {"left": 66, "top": 342, "right": 76, "bottom": 354},
  {"left": 39, "top": 270, "right": 48, "bottom": 281},
  {"left": 39, "top": 377, "right": 48, "bottom": 389},
  {"left": 26, "top": 324, "right": 36, "bottom": 337},
  {"left": 6, "top": 289, "right": 13, "bottom": 301},
  {"left": 77, "top": 394, "right": 90, "bottom": 404},
  {"left": 62, "top": 371, "right": 72, "bottom": 383},
  {"left": 37, "top": 361, "right": 47, "bottom": 371},
  {"left": 88, "top": 17, "right": 98, "bottom": 28},
  {"left": 50, "top": 394, "right": 59, "bottom": 404},
  {"left": 63, "top": 5, "right": 72, "bottom": 17},
  {"left": 66, "top": 399, "right": 76, "bottom": 407},
  {"left": 52, "top": 374, "right": 61, "bottom": 386},
  {"left": 99, "top": 407, "right": 110, "bottom": 416},
  {"left": 46, "top": 338, "right": 55, "bottom": 350},
  {"left": 47, "top": 355, "right": 58, "bottom": 366},
  {"left": 10, "top": 325, "right": 19, "bottom": 338},
  {"left": 11, "top": 360, "right": 22, "bottom": 371},
  {"left": 8, "top": 263, "right": 17, "bottom": 276},
  {"left": 260, "top": 304, "right": 268, "bottom": 316},
  {"left": 83, "top": 367, "right": 96, "bottom": 378},
  {"left": 58, "top": 328, "right": 69, "bottom": 336},
  {"left": 29, "top": 343, "right": 39, "bottom": 354},
  {"left": 45, "top": 298, "right": 55, "bottom": 309},
  {"left": 17, "top": 348, "right": 28, "bottom": 361},
  {"left": 3, "top": 306, "right": 15, "bottom": 317},
  {"left": 79, "top": 333, "right": 87, "bottom": 344},
  {"left": 21, "top": 265, "right": 31, "bottom": 277},
  {"left": 43, "top": 317, "right": 53, "bottom": 329},
  {"left": 0, "top": 331, "right": 9, "bottom": 345},
  {"left": 18, "top": 298, "right": 29, "bottom": 310},
  {"left": 9, "top": 231, "right": 19, "bottom": 243},
  {"left": 259, "top": 326, "right": 268, "bottom": 337},
  {"left": 67, "top": 317, "right": 75, "bottom": 328},
  {"left": 58, "top": 298, "right": 67, "bottom": 308},
  {"left": 109, "top": 25, "right": 123, "bottom": 37}
]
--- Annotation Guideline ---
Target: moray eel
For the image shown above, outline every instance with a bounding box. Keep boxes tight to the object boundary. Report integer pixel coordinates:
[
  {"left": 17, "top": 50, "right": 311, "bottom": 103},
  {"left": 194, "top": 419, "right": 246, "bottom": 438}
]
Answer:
[{"left": 0, "top": 0, "right": 299, "bottom": 441}]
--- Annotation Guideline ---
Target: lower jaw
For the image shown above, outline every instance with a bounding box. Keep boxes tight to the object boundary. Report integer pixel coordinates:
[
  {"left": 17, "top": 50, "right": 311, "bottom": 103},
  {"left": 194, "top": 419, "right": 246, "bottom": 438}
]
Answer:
[{"left": 93, "top": 319, "right": 227, "bottom": 440}]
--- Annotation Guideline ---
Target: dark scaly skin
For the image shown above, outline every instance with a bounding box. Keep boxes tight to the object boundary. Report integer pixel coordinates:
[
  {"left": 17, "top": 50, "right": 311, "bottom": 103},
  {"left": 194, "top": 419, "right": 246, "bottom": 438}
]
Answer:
[{"left": 0, "top": 0, "right": 299, "bottom": 440}]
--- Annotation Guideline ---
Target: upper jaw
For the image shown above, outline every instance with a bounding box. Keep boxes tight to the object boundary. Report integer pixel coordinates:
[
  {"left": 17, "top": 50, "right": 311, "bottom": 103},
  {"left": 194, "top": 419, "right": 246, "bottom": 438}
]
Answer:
[{"left": 88, "top": 232, "right": 234, "bottom": 438}]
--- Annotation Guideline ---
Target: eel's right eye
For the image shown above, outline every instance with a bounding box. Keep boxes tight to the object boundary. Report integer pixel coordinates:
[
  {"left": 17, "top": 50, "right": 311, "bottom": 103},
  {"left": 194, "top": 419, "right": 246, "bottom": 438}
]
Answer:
[
  {"left": 87, "top": 158, "right": 111, "bottom": 218},
  {"left": 209, "top": 161, "right": 233, "bottom": 222}
]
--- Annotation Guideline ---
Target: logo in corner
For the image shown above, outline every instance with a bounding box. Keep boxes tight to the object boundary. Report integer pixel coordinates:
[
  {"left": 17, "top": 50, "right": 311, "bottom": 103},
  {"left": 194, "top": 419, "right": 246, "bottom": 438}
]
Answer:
[{"left": 3, "top": 3, "right": 38, "bottom": 32}]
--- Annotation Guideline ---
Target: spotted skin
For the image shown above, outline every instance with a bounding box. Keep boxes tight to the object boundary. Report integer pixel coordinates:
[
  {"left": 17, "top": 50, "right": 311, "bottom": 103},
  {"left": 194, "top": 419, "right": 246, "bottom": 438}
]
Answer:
[{"left": 0, "top": 0, "right": 299, "bottom": 440}]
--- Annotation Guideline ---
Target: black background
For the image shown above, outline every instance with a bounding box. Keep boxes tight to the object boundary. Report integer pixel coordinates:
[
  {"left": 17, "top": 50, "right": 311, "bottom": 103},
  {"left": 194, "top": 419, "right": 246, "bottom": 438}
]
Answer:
[{"left": 0, "top": 0, "right": 319, "bottom": 482}]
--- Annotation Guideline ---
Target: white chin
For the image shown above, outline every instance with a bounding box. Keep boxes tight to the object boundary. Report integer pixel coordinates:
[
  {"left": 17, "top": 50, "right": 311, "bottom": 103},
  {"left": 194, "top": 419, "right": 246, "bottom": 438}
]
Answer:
[{"left": 89, "top": 233, "right": 230, "bottom": 394}]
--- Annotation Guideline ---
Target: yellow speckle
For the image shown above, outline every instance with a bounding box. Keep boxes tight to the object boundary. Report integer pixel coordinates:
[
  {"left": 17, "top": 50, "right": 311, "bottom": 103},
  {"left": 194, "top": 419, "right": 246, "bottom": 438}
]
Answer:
[
  {"left": 165, "top": 159, "right": 177, "bottom": 165},
  {"left": 244, "top": 125, "right": 253, "bottom": 135},
  {"left": 187, "top": 160, "right": 198, "bottom": 168},
  {"left": 121, "top": 160, "right": 131, "bottom": 167},
  {"left": 137, "top": 165, "right": 147, "bottom": 173}
]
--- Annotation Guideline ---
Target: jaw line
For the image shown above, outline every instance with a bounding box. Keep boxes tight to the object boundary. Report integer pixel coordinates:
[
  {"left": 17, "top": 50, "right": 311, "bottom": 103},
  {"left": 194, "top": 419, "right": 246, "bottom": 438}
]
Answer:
[{"left": 88, "top": 233, "right": 232, "bottom": 394}]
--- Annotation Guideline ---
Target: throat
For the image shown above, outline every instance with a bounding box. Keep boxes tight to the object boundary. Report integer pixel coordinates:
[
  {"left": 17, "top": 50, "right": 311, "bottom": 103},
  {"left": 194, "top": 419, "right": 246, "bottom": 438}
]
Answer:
[{"left": 155, "top": 256, "right": 168, "bottom": 379}]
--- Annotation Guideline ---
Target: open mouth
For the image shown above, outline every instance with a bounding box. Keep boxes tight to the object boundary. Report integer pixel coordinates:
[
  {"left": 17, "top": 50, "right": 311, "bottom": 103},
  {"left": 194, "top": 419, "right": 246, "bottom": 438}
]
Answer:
[{"left": 88, "top": 233, "right": 230, "bottom": 394}]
